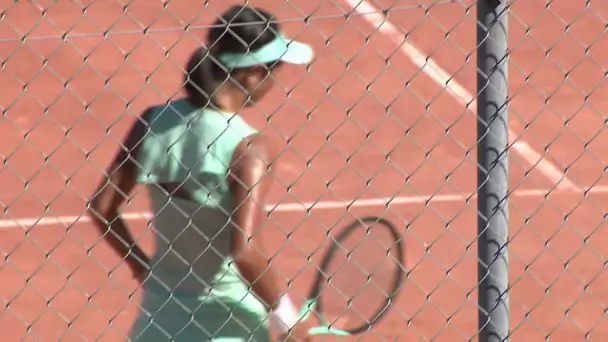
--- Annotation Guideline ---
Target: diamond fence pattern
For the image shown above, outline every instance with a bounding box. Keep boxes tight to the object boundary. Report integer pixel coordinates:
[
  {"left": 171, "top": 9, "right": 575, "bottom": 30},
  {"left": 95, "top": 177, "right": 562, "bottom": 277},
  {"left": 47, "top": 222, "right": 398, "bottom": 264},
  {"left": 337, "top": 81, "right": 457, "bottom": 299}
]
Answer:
[{"left": 1, "top": 0, "right": 608, "bottom": 341}]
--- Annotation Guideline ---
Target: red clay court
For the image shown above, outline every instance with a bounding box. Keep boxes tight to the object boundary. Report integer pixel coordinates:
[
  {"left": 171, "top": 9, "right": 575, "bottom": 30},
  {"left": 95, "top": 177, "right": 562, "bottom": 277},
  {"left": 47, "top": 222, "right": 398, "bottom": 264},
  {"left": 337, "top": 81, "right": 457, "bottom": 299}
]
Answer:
[{"left": 1, "top": 0, "right": 608, "bottom": 340}]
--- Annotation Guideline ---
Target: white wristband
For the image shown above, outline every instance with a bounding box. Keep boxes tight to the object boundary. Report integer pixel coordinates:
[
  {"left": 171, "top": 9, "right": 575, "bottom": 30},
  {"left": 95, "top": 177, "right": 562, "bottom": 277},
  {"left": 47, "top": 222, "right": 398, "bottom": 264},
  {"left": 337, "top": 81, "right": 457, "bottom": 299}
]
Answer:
[{"left": 269, "top": 295, "right": 299, "bottom": 334}]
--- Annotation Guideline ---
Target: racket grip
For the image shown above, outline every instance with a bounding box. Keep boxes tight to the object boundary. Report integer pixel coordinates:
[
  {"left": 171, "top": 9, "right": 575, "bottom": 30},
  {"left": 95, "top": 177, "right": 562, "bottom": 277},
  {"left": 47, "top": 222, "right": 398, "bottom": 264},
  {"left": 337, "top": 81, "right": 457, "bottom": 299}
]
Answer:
[
  {"left": 308, "top": 326, "right": 351, "bottom": 336},
  {"left": 269, "top": 295, "right": 299, "bottom": 334},
  {"left": 274, "top": 326, "right": 350, "bottom": 341}
]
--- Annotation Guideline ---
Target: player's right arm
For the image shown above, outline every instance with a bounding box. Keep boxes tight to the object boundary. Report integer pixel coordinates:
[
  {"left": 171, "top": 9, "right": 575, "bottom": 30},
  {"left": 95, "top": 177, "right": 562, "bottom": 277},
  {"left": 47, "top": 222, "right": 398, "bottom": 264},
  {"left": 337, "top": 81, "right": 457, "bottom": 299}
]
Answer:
[
  {"left": 229, "top": 134, "right": 310, "bottom": 341},
  {"left": 229, "top": 134, "right": 281, "bottom": 308}
]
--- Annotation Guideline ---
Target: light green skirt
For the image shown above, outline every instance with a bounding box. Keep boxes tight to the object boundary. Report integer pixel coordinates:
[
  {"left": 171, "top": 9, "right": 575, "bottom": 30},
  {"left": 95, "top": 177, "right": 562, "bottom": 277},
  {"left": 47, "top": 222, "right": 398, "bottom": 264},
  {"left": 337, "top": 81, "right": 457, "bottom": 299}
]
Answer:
[{"left": 129, "top": 278, "right": 270, "bottom": 342}]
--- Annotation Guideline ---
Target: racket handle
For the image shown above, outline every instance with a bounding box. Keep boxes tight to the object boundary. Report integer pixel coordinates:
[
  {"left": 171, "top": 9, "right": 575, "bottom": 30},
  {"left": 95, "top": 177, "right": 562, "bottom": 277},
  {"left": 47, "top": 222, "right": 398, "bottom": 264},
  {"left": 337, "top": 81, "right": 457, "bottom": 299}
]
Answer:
[
  {"left": 274, "top": 326, "right": 350, "bottom": 341},
  {"left": 308, "top": 326, "right": 351, "bottom": 336}
]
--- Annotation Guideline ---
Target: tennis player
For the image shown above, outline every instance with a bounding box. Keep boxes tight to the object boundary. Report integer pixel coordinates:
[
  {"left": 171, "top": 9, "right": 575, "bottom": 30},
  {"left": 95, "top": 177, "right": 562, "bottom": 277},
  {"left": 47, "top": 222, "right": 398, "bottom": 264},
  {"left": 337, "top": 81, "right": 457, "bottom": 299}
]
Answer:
[{"left": 89, "top": 5, "right": 313, "bottom": 342}]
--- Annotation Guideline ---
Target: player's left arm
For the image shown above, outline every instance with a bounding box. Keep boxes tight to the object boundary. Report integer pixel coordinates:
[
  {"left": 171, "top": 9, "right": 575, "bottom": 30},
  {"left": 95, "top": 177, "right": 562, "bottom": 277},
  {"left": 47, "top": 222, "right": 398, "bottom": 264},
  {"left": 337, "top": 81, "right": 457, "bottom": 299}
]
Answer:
[{"left": 88, "top": 111, "right": 150, "bottom": 279}]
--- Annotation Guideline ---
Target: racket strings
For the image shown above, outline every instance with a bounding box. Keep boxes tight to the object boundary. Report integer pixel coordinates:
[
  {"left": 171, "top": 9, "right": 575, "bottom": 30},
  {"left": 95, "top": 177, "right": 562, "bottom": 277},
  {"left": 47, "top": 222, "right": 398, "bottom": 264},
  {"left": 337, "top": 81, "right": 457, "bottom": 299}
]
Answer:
[{"left": 312, "top": 218, "right": 404, "bottom": 333}]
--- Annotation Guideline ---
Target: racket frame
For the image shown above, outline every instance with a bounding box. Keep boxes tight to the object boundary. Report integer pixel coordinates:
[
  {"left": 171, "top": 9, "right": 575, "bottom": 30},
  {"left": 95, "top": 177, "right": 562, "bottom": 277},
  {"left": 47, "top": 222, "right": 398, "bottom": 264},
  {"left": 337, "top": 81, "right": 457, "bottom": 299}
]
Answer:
[{"left": 299, "top": 216, "right": 406, "bottom": 336}]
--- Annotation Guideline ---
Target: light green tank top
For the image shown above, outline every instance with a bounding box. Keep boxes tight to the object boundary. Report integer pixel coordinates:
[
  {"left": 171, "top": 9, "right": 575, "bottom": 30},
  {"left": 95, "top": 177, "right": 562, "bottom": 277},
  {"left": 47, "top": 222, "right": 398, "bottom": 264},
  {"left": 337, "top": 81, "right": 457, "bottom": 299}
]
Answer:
[{"left": 135, "top": 99, "right": 264, "bottom": 313}]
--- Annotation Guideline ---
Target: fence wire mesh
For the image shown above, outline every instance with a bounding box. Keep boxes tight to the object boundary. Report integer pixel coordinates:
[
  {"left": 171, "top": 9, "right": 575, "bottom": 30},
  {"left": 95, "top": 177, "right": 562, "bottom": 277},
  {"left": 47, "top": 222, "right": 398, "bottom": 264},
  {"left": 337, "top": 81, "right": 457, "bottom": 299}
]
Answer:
[{"left": 1, "top": 0, "right": 608, "bottom": 341}]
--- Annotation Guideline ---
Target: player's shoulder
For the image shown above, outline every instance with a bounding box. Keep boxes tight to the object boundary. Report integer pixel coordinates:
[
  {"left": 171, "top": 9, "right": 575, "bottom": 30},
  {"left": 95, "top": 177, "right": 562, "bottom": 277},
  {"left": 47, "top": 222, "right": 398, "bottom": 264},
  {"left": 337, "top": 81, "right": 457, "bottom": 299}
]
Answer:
[
  {"left": 233, "top": 132, "right": 279, "bottom": 167},
  {"left": 130, "top": 99, "right": 203, "bottom": 142},
  {"left": 142, "top": 99, "right": 197, "bottom": 125}
]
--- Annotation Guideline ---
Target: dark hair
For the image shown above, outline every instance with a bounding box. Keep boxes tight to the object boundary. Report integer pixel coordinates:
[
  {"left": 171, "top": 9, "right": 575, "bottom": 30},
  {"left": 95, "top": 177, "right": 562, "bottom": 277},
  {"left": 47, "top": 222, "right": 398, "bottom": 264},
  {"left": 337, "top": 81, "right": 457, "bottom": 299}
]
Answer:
[{"left": 184, "top": 6, "right": 280, "bottom": 108}]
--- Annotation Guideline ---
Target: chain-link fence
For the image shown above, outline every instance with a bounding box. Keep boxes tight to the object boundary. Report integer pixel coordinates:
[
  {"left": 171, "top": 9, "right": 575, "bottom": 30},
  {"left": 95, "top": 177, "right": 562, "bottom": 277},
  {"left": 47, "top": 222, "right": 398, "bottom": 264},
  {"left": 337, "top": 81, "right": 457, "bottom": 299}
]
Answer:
[{"left": 1, "top": 0, "right": 608, "bottom": 340}]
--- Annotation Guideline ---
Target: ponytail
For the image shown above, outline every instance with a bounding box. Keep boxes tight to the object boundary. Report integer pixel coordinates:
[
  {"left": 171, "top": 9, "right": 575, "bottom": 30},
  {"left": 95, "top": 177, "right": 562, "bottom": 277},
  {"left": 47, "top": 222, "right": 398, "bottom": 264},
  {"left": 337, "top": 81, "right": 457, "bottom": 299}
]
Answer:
[{"left": 184, "top": 47, "right": 220, "bottom": 108}]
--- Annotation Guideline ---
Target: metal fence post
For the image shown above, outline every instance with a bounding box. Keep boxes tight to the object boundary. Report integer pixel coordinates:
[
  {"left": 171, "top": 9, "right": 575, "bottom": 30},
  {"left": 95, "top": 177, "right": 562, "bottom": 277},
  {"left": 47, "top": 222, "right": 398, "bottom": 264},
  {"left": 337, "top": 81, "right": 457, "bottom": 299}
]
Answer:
[{"left": 477, "top": 0, "right": 510, "bottom": 341}]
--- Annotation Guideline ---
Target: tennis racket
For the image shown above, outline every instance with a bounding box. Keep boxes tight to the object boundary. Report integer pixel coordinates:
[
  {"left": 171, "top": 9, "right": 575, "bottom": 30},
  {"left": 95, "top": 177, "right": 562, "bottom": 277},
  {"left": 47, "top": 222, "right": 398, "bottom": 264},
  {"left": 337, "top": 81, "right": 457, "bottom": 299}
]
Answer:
[{"left": 298, "top": 216, "right": 405, "bottom": 336}]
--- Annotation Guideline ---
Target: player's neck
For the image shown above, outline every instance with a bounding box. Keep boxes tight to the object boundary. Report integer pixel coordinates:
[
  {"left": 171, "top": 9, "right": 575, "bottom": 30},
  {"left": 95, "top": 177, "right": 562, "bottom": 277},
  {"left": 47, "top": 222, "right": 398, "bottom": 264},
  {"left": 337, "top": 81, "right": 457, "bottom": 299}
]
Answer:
[{"left": 213, "top": 84, "right": 249, "bottom": 113}]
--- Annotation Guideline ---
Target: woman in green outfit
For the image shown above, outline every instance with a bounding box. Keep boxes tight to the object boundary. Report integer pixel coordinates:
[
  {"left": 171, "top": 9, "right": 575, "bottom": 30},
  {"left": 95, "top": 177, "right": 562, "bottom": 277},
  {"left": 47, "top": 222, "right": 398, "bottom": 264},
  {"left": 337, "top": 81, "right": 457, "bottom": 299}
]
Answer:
[{"left": 89, "top": 5, "right": 313, "bottom": 342}]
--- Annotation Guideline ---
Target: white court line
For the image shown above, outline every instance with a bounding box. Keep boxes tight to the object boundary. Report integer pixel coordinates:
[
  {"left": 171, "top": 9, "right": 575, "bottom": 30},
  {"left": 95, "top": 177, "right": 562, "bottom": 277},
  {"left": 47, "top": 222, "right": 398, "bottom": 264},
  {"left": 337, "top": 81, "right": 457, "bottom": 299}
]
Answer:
[
  {"left": 1, "top": 186, "right": 606, "bottom": 229},
  {"left": 340, "top": 0, "right": 576, "bottom": 190}
]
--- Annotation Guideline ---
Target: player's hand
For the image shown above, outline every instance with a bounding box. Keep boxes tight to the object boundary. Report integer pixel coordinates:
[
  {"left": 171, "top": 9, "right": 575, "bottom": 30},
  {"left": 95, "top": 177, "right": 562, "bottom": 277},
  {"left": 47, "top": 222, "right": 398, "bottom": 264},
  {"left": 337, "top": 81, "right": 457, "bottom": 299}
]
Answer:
[
  {"left": 126, "top": 248, "right": 150, "bottom": 283},
  {"left": 129, "top": 259, "right": 149, "bottom": 283},
  {"left": 277, "top": 320, "right": 311, "bottom": 342}
]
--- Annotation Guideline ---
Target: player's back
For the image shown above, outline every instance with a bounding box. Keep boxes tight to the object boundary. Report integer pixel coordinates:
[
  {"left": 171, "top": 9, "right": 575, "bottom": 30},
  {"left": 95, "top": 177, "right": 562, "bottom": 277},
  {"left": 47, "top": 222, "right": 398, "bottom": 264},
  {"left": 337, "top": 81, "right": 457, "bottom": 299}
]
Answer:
[
  {"left": 134, "top": 98, "right": 260, "bottom": 303},
  {"left": 129, "top": 99, "right": 270, "bottom": 341}
]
